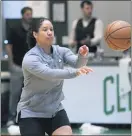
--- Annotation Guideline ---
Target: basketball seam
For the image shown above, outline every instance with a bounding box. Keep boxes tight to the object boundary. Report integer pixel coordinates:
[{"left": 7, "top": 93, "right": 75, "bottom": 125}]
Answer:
[
  {"left": 107, "top": 21, "right": 120, "bottom": 38},
  {"left": 107, "top": 38, "right": 127, "bottom": 50},
  {"left": 105, "top": 21, "right": 119, "bottom": 38},
  {"left": 109, "top": 37, "right": 131, "bottom": 39},
  {"left": 105, "top": 26, "right": 131, "bottom": 40}
]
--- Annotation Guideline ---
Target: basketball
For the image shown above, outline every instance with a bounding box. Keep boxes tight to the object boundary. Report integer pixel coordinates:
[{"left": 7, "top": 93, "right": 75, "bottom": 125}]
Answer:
[{"left": 104, "top": 20, "right": 131, "bottom": 51}]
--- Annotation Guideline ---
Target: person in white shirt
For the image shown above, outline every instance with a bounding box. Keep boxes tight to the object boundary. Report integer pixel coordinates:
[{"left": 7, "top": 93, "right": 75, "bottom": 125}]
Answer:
[{"left": 69, "top": 0, "right": 104, "bottom": 54}]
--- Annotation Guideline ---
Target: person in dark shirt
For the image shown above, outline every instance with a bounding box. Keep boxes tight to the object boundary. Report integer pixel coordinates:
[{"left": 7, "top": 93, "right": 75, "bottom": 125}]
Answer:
[
  {"left": 5, "top": 7, "right": 33, "bottom": 131},
  {"left": 69, "top": 0, "right": 103, "bottom": 54}
]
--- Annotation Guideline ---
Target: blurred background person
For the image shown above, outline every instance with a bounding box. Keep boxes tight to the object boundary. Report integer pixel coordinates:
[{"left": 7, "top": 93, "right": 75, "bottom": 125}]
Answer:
[
  {"left": 5, "top": 7, "right": 33, "bottom": 131},
  {"left": 123, "top": 47, "right": 131, "bottom": 58},
  {"left": 69, "top": 0, "right": 103, "bottom": 54}
]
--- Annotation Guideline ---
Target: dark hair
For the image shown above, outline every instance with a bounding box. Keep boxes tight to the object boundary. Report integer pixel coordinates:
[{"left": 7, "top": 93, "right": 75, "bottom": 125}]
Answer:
[
  {"left": 21, "top": 7, "right": 32, "bottom": 16},
  {"left": 80, "top": 0, "right": 93, "bottom": 8},
  {"left": 27, "top": 17, "right": 51, "bottom": 48}
]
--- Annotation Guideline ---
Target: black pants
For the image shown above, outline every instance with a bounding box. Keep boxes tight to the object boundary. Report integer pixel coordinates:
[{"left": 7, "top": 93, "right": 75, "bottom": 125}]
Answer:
[{"left": 18, "top": 110, "right": 70, "bottom": 136}]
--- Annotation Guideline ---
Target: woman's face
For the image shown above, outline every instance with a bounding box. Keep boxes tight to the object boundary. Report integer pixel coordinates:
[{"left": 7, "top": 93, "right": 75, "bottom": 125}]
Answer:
[{"left": 34, "top": 20, "right": 54, "bottom": 47}]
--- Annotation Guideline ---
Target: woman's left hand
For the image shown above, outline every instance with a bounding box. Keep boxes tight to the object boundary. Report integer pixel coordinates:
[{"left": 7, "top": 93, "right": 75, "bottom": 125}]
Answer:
[{"left": 79, "top": 45, "right": 89, "bottom": 57}]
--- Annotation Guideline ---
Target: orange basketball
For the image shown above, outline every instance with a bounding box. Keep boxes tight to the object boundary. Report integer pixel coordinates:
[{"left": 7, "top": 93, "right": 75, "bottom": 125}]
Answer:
[{"left": 104, "top": 20, "right": 131, "bottom": 51}]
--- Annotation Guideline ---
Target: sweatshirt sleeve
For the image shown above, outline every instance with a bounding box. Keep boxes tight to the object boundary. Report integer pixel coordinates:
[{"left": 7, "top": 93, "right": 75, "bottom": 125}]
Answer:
[
  {"left": 59, "top": 46, "right": 88, "bottom": 68},
  {"left": 22, "top": 54, "right": 77, "bottom": 80}
]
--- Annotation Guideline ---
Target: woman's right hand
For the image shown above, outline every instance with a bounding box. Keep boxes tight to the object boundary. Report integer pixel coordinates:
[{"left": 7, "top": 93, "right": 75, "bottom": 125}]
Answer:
[{"left": 76, "top": 66, "right": 93, "bottom": 76}]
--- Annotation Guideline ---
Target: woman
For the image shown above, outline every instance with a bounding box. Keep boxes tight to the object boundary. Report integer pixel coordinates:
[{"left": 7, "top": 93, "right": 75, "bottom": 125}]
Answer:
[{"left": 17, "top": 17, "right": 93, "bottom": 136}]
